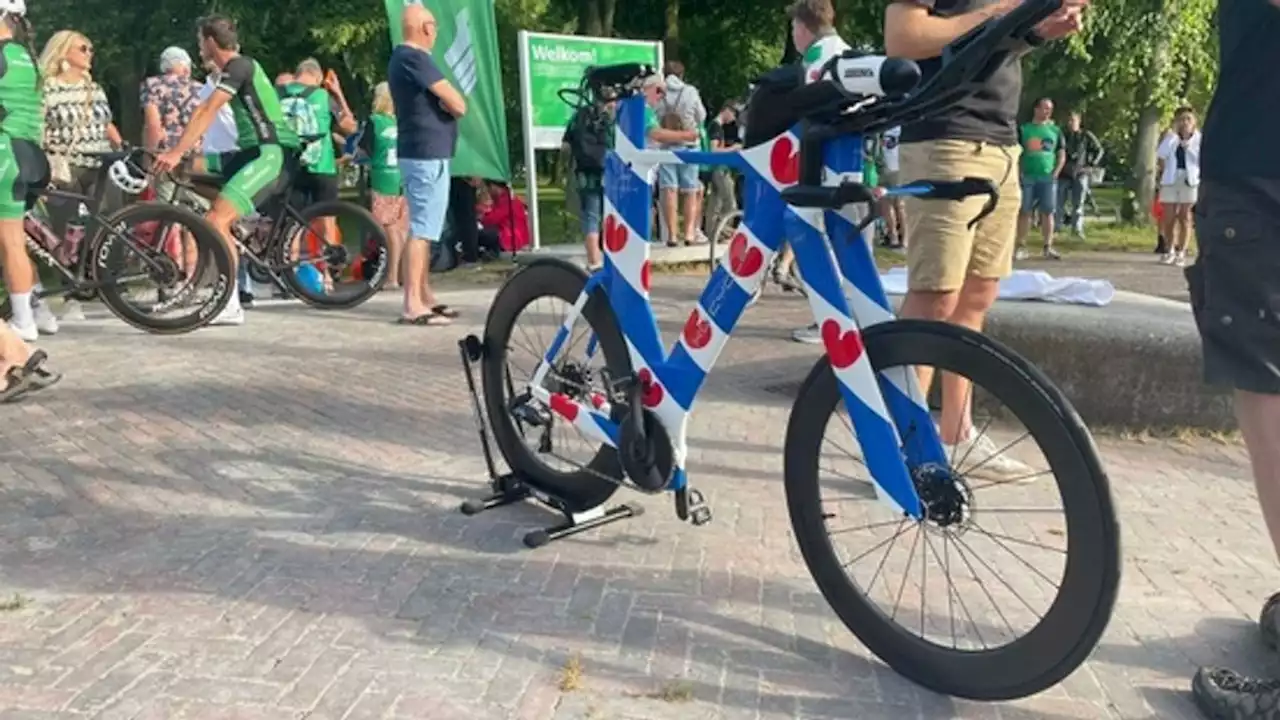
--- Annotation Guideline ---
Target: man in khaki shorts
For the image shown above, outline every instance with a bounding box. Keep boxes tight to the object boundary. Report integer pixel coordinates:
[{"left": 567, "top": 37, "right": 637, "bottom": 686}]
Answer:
[{"left": 883, "top": 0, "right": 1086, "bottom": 478}]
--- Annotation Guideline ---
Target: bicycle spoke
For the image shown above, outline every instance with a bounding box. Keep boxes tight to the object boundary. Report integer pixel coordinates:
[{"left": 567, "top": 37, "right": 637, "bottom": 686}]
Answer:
[{"left": 950, "top": 532, "right": 1045, "bottom": 621}]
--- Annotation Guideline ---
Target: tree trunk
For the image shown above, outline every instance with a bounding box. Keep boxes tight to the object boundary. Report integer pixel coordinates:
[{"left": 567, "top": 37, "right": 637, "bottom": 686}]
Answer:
[
  {"left": 601, "top": 0, "right": 616, "bottom": 36},
  {"left": 664, "top": 0, "right": 679, "bottom": 61},
  {"left": 1124, "top": 36, "right": 1171, "bottom": 224},
  {"left": 578, "top": 0, "right": 603, "bottom": 36}
]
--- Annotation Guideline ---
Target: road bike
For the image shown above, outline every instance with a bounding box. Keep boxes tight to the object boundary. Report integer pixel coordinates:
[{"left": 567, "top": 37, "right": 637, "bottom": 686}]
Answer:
[
  {"left": 0, "top": 149, "right": 234, "bottom": 334},
  {"left": 459, "top": 0, "right": 1119, "bottom": 701},
  {"left": 159, "top": 142, "right": 389, "bottom": 310}
]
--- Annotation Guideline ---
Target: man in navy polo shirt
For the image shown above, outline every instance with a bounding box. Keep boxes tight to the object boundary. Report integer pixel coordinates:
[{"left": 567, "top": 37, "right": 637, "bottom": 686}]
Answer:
[{"left": 387, "top": 3, "right": 466, "bottom": 326}]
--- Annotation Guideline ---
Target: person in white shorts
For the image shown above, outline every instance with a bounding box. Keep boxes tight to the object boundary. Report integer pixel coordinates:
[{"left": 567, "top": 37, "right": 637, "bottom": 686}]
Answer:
[
  {"left": 878, "top": 125, "right": 907, "bottom": 249},
  {"left": 1155, "top": 106, "right": 1201, "bottom": 267}
]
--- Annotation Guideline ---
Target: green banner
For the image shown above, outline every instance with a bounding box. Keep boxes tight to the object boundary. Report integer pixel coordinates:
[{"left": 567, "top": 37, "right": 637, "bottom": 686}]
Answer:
[
  {"left": 521, "top": 32, "right": 662, "bottom": 148},
  {"left": 384, "top": 0, "right": 510, "bottom": 181}
]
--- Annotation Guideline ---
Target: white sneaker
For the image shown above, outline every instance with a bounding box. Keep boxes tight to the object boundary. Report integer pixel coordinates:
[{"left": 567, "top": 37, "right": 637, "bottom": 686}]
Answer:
[
  {"left": 1174, "top": 252, "right": 1188, "bottom": 268},
  {"left": 1159, "top": 252, "right": 1175, "bottom": 265},
  {"left": 791, "top": 324, "right": 821, "bottom": 344},
  {"left": 1015, "top": 248, "right": 1030, "bottom": 261},
  {"left": 943, "top": 432, "right": 1037, "bottom": 484},
  {"left": 60, "top": 299, "right": 86, "bottom": 322},
  {"left": 209, "top": 303, "right": 245, "bottom": 326},
  {"left": 8, "top": 320, "right": 37, "bottom": 343},
  {"left": 33, "top": 301, "right": 58, "bottom": 335}
]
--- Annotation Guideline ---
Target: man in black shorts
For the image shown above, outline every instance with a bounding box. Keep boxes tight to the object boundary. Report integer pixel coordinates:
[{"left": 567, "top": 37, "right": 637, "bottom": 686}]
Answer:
[{"left": 1188, "top": 1, "right": 1280, "bottom": 717}]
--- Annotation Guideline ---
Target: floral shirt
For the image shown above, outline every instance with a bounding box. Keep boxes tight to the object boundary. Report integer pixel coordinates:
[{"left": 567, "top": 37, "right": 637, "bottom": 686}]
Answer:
[
  {"left": 140, "top": 72, "right": 202, "bottom": 152},
  {"left": 43, "top": 77, "right": 114, "bottom": 168}
]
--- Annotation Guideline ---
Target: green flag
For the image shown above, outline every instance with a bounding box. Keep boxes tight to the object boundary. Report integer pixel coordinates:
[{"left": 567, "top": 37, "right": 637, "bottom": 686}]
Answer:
[{"left": 384, "top": 0, "right": 511, "bottom": 181}]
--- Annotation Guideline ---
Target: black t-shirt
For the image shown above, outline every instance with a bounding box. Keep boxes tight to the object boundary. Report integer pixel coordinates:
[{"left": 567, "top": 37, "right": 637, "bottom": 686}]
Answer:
[
  {"left": 708, "top": 119, "right": 725, "bottom": 147},
  {"left": 897, "top": 0, "right": 1022, "bottom": 147},
  {"left": 1201, "top": 0, "right": 1280, "bottom": 182},
  {"left": 387, "top": 44, "right": 456, "bottom": 160}
]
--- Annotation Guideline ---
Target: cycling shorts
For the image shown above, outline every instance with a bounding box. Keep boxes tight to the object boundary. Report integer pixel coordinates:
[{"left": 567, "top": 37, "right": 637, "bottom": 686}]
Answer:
[
  {"left": 0, "top": 134, "right": 49, "bottom": 220},
  {"left": 293, "top": 170, "right": 340, "bottom": 206},
  {"left": 220, "top": 144, "right": 286, "bottom": 217}
]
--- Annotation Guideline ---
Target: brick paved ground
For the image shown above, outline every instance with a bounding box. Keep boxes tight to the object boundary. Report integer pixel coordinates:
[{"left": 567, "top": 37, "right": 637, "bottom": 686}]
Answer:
[{"left": 0, "top": 273, "right": 1267, "bottom": 720}]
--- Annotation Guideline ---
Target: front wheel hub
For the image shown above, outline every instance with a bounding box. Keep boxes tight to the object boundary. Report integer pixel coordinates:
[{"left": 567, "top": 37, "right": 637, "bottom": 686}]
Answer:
[{"left": 913, "top": 463, "right": 969, "bottom": 528}]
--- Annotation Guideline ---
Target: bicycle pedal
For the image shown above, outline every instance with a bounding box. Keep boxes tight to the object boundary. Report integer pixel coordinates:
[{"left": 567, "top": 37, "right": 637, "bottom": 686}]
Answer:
[
  {"left": 684, "top": 488, "right": 712, "bottom": 527},
  {"left": 690, "top": 506, "right": 712, "bottom": 526}
]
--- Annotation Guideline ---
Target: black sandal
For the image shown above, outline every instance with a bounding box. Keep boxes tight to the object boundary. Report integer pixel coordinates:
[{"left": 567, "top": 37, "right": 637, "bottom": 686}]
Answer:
[
  {"left": 396, "top": 313, "right": 451, "bottom": 327},
  {"left": 1, "top": 351, "right": 60, "bottom": 403},
  {"left": 431, "top": 305, "right": 460, "bottom": 319}
]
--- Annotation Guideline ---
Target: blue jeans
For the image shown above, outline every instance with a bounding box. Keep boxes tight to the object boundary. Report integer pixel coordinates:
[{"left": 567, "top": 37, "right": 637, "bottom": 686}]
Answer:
[{"left": 1057, "top": 173, "right": 1090, "bottom": 234}]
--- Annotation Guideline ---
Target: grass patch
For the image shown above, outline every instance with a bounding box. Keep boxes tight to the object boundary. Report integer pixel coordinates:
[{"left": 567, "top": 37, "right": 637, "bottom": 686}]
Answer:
[
  {"left": 626, "top": 679, "right": 696, "bottom": 703},
  {"left": 0, "top": 593, "right": 29, "bottom": 612},
  {"left": 1051, "top": 222, "right": 1162, "bottom": 254},
  {"left": 557, "top": 654, "right": 584, "bottom": 692}
]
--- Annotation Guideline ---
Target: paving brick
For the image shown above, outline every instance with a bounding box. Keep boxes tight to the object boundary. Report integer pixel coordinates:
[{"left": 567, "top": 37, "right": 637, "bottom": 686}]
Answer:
[{"left": 0, "top": 285, "right": 1265, "bottom": 719}]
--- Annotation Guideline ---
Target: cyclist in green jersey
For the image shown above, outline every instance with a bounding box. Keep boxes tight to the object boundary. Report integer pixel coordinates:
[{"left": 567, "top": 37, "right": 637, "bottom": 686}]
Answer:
[
  {"left": 153, "top": 15, "right": 300, "bottom": 326},
  {"left": 361, "top": 81, "right": 405, "bottom": 289},
  {"left": 0, "top": 0, "right": 60, "bottom": 397}
]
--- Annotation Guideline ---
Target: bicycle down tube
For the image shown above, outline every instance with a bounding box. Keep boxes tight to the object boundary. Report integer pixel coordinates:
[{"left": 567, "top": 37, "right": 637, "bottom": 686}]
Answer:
[{"left": 527, "top": 90, "right": 950, "bottom": 519}]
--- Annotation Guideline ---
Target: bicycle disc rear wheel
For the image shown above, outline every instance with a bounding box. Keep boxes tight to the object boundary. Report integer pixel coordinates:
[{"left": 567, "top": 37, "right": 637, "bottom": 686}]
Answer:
[
  {"left": 89, "top": 202, "right": 234, "bottom": 334},
  {"left": 784, "top": 319, "right": 1120, "bottom": 700},
  {"left": 480, "top": 260, "right": 630, "bottom": 513}
]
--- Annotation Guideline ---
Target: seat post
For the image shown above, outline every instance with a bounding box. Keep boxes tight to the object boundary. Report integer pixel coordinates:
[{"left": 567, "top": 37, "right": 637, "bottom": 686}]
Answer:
[{"left": 798, "top": 121, "right": 826, "bottom": 187}]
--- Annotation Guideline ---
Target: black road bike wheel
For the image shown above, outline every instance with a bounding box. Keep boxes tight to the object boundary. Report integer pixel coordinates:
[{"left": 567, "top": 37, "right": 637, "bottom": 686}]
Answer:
[
  {"left": 784, "top": 319, "right": 1120, "bottom": 701},
  {"left": 89, "top": 201, "right": 234, "bottom": 334},
  {"left": 480, "top": 259, "right": 631, "bottom": 513},
  {"left": 274, "top": 200, "right": 388, "bottom": 310}
]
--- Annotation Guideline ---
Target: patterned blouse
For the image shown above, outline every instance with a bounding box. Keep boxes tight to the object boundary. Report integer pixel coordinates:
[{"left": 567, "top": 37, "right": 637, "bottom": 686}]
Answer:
[
  {"left": 140, "top": 73, "right": 202, "bottom": 152},
  {"left": 43, "top": 77, "right": 114, "bottom": 169}
]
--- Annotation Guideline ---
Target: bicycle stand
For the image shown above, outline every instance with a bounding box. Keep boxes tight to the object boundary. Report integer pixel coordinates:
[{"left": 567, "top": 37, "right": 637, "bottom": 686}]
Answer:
[{"left": 457, "top": 335, "right": 644, "bottom": 549}]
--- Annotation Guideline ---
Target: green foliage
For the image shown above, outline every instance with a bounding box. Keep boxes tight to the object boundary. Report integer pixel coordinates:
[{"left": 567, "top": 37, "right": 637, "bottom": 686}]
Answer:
[{"left": 22, "top": 0, "right": 1222, "bottom": 182}]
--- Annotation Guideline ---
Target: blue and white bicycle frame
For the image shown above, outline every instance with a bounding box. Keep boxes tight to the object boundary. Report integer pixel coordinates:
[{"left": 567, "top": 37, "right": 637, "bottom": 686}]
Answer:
[{"left": 526, "top": 90, "right": 954, "bottom": 521}]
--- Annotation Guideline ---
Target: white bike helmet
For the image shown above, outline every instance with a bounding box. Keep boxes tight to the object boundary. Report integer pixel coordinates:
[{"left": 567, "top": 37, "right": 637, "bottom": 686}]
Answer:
[
  {"left": 108, "top": 156, "right": 150, "bottom": 195},
  {"left": 0, "top": 0, "right": 26, "bottom": 17}
]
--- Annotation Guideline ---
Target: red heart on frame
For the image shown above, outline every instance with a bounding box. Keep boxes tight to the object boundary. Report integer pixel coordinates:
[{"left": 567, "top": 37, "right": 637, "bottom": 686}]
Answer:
[
  {"left": 770, "top": 136, "right": 800, "bottom": 185},
  {"left": 603, "top": 214, "right": 628, "bottom": 253},
  {"left": 641, "top": 261, "right": 652, "bottom": 291},
  {"left": 683, "top": 310, "right": 712, "bottom": 350},
  {"left": 549, "top": 393, "right": 580, "bottom": 422},
  {"left": 728, "top": 233, "right": 763, "bottom": 278},
  {"left": 821, "top": 319, "right": 865, "bottom": 370},
  {"left": 637, "top": 369, "right": 664, "bottom": 408},
  {"left": 591, "top": 393, "right": 607, "bottom": 409}
]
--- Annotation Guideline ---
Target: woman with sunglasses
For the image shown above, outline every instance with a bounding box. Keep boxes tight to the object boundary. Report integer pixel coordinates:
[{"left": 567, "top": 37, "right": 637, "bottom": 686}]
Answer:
[{"left": 37, "top": 30, "right": 122, "bottom": 322}]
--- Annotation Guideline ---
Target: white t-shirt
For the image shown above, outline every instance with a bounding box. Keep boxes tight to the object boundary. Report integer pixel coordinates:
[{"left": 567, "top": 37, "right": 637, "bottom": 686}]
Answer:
[
  {"left": 198, "top": 77, "right": 239, "bottom": 155},
  {"left": 1156, "top": 131, "right": 1202, "bottom": 187},
  {"left": 882, "top": 126, "right": 902, "bottom": 173},
  {"left": 802, "top": 33, "right": 852, "bottom": 84}
]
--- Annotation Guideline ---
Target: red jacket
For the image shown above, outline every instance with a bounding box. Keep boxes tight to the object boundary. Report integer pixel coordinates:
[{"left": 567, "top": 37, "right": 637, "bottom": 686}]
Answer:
[{"left": 479, "top": 187, "right": 530, "bottom": 252}]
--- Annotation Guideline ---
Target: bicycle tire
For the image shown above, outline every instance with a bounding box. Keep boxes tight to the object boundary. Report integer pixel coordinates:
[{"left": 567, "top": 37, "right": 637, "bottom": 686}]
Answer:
[
  {"left": 481, "top": 258, "right": 629, "bottom": 513},
  {"left": 274, "top": 200, "right": 388, "bottom": 310},
  {"left": 784, "top": 319, "right": 1120, "bottom": 701},
  {"left": 88, "top": 202, "right": 234, "bottom": 335}
]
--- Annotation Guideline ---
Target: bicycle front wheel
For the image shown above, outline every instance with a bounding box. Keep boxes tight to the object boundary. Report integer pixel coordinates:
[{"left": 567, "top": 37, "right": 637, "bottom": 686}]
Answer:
[
  {"left": 89, "top": 202, "right": 234, "bottom": 334},
  {"left": 784, "top": 319, "right": 1119, "bottom": 700}
]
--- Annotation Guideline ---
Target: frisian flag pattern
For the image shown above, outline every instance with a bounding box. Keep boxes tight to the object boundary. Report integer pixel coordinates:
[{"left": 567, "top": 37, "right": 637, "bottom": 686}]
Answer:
[{"left": 528, "top": 94, "right": 940, "bottom": 518}]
